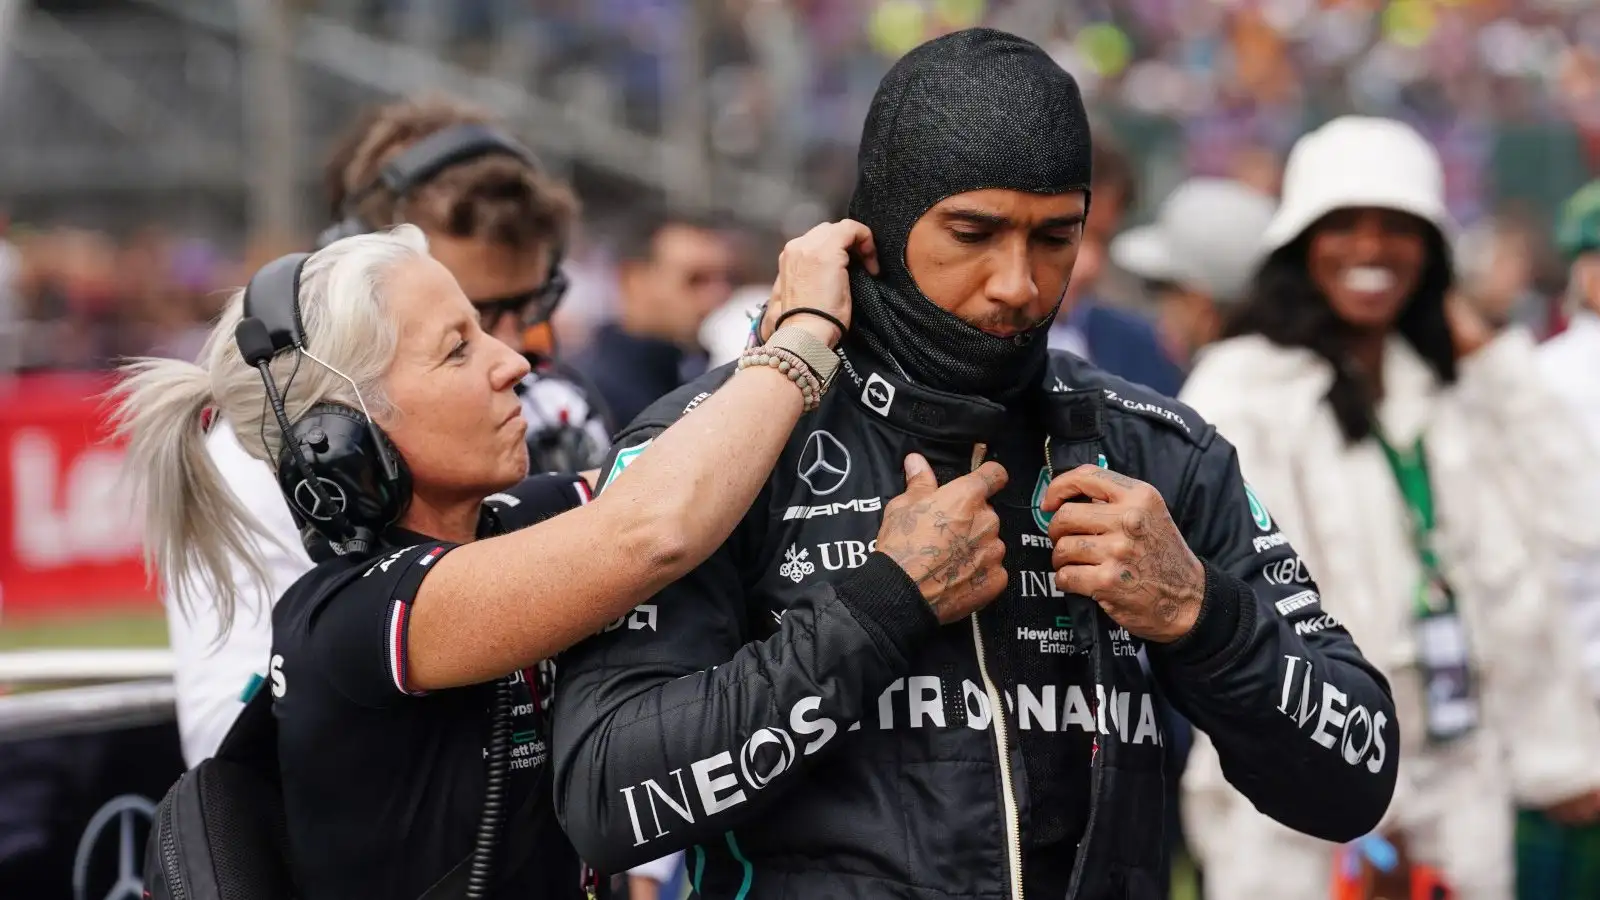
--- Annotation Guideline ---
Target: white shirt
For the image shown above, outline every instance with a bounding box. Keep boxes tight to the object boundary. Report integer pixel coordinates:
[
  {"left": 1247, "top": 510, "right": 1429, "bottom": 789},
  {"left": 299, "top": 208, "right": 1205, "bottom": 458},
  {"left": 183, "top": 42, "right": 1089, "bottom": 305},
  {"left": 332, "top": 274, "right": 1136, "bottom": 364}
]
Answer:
[{"left": 165, "top": 420, "right": 311, "bottom": 766}]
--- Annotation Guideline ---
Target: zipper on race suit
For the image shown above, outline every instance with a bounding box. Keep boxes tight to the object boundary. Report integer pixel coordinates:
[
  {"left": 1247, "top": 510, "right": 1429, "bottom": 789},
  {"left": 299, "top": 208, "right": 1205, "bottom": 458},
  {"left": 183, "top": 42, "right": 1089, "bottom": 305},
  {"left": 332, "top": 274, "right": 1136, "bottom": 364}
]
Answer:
[
  {"left": 969, "top": 443, "right": 1025, "bottom": 900},
  {"left": 971, "top": 616, "right": 1025, "bottom": 900},
  {"left": 1045, "top": 432, "right": 1111, "bottom": 900}
]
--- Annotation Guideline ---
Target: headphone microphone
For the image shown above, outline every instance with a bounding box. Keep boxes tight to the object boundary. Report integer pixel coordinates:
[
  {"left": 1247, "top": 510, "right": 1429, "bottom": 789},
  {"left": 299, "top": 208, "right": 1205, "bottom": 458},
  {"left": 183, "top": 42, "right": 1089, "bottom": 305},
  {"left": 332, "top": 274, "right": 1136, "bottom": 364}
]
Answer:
[
  {"left": 236, "top": 317, "right": 370, "bottom": 554},
  {"left": 236, "top": 253, "right": 411, "bottom": 558}
]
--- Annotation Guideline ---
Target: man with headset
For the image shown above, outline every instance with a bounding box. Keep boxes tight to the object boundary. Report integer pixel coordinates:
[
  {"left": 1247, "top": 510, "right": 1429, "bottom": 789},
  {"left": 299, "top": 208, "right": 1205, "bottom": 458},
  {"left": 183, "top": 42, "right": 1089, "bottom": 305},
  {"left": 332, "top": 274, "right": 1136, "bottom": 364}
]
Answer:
[{"left": 164, "top": 97, "right": 608, "bottom": 767}]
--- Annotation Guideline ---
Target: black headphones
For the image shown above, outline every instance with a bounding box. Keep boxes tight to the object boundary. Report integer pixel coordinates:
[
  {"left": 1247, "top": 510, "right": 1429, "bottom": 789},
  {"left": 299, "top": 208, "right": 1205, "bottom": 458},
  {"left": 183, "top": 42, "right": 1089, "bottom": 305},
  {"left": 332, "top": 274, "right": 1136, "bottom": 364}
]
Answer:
[
  {"left": 235, "top": 253, "right": 413, "bottom": 556},
  {"left": 315, "top": 123, "right": 549, "bottom": 250}
]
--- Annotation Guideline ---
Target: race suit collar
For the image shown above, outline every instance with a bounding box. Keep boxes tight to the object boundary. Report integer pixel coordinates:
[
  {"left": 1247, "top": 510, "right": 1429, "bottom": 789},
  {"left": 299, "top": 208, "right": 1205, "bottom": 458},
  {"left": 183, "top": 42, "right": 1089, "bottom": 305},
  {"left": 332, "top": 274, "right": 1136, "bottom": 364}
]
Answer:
[{"left": 833, "top": 338, "right": 1011, "bottom": 443}]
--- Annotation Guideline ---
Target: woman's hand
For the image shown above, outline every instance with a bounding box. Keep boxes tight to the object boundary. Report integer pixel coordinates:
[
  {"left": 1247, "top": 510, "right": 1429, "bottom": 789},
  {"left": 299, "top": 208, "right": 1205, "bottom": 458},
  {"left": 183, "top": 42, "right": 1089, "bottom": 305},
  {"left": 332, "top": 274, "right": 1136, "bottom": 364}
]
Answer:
[{"left": 759, "top": 219, "right": 878, "bottom": 347}]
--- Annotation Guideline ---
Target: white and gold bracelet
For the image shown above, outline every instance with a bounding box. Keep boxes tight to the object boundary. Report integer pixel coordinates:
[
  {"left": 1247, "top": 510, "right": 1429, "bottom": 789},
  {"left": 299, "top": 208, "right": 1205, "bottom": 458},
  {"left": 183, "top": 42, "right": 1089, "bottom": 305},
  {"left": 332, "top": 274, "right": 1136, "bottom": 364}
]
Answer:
[{"left": 737, "top": 325, "right": 842, "bottom": 413}]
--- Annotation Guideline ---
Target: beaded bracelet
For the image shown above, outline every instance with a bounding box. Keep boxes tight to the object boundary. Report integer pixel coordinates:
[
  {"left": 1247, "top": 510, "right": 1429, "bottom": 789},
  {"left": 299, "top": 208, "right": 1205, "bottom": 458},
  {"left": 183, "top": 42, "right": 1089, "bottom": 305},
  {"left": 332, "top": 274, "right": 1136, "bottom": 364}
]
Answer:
[{"left": 738, "top": 344, "right": 824, "bottom": 412}]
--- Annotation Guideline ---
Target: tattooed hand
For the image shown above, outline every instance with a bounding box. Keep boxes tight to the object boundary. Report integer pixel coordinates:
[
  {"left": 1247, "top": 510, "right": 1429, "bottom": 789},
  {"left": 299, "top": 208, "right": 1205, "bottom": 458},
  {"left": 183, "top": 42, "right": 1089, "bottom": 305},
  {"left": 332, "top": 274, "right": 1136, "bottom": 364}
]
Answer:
[
  {"left": 876, "top": 454, "right": 1009, "bottom": 625},
  {"left": 1042, "top": 464, "right": 1205, "bottom": 643}
]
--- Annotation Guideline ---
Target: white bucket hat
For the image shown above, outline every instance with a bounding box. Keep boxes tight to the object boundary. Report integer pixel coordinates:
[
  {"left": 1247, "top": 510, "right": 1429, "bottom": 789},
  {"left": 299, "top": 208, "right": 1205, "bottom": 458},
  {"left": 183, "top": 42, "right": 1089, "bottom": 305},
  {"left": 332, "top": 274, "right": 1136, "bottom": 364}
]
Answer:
[
  {"left": 1110, "top": 177, "right": 1278, "bottom": 304},
  {"left": 1261, "top": 116, "right": 1455, "bottom": 257}
]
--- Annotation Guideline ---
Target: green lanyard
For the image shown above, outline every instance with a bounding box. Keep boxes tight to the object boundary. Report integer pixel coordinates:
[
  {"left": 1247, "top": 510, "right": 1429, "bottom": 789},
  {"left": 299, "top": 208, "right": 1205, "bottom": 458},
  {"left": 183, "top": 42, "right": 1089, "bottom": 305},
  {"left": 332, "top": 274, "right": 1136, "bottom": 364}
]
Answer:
[{"left": 1373, "top": 431, "right": 1455, "bottom": 618}]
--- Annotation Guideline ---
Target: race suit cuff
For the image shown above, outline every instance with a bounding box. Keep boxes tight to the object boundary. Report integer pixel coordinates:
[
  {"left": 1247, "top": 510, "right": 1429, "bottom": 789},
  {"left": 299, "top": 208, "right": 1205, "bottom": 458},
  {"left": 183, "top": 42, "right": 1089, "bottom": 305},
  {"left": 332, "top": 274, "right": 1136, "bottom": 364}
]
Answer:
[
  {"left": 1152, "top": 561, "right": 1253, "bottom": 672},
  {"left": 835, "top": 552, "right": 938, "bottom": 667}
]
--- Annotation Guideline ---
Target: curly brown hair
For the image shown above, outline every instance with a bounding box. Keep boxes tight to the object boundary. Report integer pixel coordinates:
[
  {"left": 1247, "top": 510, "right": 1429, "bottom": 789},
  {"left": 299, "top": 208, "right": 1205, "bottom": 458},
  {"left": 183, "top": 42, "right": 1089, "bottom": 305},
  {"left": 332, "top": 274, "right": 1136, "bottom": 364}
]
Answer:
[{"left": 324, "top": 95, "right": 579, "bottom": 254}]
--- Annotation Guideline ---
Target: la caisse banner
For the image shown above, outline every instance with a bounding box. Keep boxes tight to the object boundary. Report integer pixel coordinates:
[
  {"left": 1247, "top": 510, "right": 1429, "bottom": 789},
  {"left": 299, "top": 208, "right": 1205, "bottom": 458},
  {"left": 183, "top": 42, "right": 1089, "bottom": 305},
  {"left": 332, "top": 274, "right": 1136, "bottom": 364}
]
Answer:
[{"left": 0, "top": 374, "right": 153, "bottom": 618}]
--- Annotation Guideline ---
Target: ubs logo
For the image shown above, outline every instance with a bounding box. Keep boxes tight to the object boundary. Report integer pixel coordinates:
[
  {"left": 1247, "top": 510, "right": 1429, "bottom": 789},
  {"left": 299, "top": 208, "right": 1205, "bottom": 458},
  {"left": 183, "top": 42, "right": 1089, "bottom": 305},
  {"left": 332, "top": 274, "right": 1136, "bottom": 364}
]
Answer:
[
  {"left": 797, "top": 431, "right": 850, "bottom": 496},
  {"left": 73, "top": 794, "right": 155, "bottom": 900},
  {"left": 293, "top": 476, "right": 349, "bottom": 521}
]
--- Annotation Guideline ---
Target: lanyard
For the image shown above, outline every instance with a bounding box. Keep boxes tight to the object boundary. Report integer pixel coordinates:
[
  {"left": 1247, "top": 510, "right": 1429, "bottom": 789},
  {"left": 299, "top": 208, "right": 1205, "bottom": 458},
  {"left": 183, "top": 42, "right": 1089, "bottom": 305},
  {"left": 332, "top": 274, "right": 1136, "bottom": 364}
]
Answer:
[{"left": 1372, "top": 431, "right": 1455, "bottom": 618}]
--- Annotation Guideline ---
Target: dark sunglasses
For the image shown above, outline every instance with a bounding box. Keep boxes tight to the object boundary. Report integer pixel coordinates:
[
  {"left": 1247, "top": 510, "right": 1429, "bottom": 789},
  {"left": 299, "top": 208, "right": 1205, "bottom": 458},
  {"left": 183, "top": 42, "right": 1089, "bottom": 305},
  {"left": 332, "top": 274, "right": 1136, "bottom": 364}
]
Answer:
[{"left": 472, "top": 269, "right": 570, "bottom": 332}]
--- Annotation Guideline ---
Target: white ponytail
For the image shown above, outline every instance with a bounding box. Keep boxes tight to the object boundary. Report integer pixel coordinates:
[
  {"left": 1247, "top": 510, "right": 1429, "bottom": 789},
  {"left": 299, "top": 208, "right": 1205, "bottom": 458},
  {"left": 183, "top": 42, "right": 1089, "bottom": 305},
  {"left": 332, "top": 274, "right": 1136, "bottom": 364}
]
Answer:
[{"left": 108, "top": 225, "right": 429, "bottom": 638}]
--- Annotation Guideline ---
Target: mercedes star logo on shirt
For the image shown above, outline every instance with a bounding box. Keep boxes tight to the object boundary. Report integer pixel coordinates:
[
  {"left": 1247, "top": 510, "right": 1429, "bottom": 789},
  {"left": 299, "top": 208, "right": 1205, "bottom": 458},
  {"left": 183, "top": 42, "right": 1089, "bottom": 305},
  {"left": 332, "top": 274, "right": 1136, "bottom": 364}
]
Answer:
[
  {"left": 797, "top": 430, "right": 851, "bottom": 496},
  {"left": 293, "top": 476, "right": 350, "bottom": 522}
]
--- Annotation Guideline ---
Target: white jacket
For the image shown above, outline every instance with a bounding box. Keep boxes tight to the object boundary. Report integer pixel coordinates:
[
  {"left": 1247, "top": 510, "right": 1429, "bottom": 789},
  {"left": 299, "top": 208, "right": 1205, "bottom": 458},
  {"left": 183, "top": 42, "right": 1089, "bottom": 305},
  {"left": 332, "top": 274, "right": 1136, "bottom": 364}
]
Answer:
[
  {"left": 1537, "top": 312, "right": 1600, "bottom": 698},
  {"left": 1178, "top": 329, "right": 1600, "bottom": 900}
]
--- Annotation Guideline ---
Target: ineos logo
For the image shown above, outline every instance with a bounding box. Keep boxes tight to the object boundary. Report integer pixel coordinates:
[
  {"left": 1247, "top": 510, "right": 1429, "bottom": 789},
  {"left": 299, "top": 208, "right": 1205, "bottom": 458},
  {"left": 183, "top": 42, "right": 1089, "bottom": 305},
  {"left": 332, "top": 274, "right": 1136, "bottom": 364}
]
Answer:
[
  {"left": 797, "top": 431, "right": 850, "bottom": 496},
  {"left": 293, "top": 477, "right": 348, "bottom": 521},
  {"left": 73, "top": 794, "right": 155, "bottom": 900},
  {"left": 738, "top": 727, "right": 796, "bottom": 789}
]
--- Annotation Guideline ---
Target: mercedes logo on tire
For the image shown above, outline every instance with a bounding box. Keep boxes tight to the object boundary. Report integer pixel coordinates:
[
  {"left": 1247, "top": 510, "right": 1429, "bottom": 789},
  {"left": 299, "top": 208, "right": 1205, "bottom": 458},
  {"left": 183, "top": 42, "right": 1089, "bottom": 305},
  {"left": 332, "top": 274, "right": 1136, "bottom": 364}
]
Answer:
[{"left": 293, "top": 476, "right": 349, "bottom": 522}]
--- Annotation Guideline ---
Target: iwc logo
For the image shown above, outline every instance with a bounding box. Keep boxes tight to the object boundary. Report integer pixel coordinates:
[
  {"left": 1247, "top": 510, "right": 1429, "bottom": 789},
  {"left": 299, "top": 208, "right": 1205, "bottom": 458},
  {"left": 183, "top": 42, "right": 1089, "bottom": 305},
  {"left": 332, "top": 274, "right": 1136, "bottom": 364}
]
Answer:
[
  {"left": 292, "top": 476, "right": 349, "bottom": 522},
  {"left": 73, "top": 794, "right": 156, "bottom": 900}
]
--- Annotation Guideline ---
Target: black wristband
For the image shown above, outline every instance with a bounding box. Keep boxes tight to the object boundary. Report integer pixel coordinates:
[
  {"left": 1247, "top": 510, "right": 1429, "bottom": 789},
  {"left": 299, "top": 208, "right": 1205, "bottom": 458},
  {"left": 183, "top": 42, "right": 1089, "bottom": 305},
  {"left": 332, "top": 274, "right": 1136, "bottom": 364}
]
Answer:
[{"left": 772, "top": 307, "right": 847, "bottom": 338}]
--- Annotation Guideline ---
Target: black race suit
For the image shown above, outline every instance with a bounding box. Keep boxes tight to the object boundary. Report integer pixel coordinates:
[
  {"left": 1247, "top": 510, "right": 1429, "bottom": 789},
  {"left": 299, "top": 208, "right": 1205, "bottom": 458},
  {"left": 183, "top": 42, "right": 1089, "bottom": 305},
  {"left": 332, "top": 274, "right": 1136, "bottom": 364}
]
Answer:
[{"left": 551, "top": 344, "right": 1399, "bottom": 900}]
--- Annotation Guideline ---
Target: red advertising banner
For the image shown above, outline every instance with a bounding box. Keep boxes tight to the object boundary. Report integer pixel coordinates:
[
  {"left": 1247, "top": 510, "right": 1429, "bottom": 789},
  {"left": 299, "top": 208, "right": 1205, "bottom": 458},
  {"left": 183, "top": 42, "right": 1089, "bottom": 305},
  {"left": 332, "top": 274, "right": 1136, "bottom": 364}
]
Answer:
[{"left": 0, "top": 374, "right": 156, "bottom": 618}]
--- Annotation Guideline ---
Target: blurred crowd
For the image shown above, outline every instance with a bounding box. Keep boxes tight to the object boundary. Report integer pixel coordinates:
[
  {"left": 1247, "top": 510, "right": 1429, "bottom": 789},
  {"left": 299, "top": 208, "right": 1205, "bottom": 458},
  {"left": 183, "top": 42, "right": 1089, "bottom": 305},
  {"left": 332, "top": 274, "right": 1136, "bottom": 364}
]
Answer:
[
  {"left": 319, "top": 0, "right": 1600, "bottom": 217},
  {"left": 5, "top": 0, "right": 1597, "bottom": 373}
]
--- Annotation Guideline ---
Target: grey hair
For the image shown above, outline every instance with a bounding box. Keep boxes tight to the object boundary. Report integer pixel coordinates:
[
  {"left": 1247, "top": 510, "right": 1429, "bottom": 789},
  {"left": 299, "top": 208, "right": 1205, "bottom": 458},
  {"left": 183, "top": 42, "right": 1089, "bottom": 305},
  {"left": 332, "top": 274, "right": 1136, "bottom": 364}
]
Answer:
[{"left": 108, "top": 225, "right": 430, "bottom": 639}]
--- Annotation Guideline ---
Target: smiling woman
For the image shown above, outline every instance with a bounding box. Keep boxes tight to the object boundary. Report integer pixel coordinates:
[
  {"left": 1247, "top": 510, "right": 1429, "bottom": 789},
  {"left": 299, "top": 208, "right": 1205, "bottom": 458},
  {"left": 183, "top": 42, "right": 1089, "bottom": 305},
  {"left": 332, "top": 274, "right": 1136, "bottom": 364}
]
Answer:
[{"left": 1178, "top": 116, "right": 1600, "bottom": 900}]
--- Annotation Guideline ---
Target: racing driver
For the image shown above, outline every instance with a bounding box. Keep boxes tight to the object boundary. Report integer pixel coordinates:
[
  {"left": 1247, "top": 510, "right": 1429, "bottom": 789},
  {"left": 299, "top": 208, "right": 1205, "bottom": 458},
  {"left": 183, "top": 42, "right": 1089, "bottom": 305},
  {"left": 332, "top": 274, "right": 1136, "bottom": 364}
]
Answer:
[{"left": 551, "top": 28, "right": 1399, "bottom": 900}]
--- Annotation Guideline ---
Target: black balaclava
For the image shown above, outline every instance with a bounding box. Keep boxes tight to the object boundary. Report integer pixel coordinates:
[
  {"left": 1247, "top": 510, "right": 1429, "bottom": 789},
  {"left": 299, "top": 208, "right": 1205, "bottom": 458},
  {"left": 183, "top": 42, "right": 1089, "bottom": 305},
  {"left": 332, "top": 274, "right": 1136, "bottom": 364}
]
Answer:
[{"left": 846, "top": 28, "right": 1093, "bottom": 400}]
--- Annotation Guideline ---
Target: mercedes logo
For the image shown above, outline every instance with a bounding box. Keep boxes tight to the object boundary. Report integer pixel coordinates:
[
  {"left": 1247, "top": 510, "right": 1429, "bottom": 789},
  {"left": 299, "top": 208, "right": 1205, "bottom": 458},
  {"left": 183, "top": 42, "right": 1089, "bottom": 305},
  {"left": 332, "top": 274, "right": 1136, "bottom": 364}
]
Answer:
[
  {"left": 73, "top": 794, "right": 155, "bottom": 900},
  {"left": 797, "top": 430, "right": 850, "bottom": 496},
  {"left": 293, "top": 476, "right": 349, "bottom": 521}
]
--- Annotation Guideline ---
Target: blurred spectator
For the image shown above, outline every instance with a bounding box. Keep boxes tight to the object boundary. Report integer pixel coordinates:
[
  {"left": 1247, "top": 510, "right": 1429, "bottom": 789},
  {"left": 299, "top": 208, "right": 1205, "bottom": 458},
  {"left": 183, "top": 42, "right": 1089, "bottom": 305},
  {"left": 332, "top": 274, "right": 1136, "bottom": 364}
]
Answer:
[
  {"left": 1108, "top": 177, "right": 1277, "bottom": 368},
  {"left": 571, "top": 211, "right": 737, "bottom": 427},
  {"left": 1528, "top": 178, "right": 1600, "bottom": 900},
  {"left": 626, "top": 849, "right": 686, "bottom": 900},
  {"left": 1454, "top": 214, "right": 1551, "bottom": 337},
  {"left": 700, "top": 283, "right": 769, "bottom": 369},
  {"left": 1180, "top": 115, "right": 1600, "bottom": 900},
  {"left": 1047, "top": 128, "right": 1186, "bottom": 396}
]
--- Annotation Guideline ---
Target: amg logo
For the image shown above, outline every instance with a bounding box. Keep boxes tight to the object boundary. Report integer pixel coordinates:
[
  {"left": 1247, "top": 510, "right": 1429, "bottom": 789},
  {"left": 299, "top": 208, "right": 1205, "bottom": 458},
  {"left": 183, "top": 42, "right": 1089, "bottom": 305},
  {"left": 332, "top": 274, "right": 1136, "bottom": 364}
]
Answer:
[
  {"left": 783, "top": 497, "right": 883, "bottom": 520},
  {"left": 1275, "top": 591, "right": 1319, "bottom": 616},
  {"left": 1254, "top": 532, "right": 1289, "bottom": 552}
]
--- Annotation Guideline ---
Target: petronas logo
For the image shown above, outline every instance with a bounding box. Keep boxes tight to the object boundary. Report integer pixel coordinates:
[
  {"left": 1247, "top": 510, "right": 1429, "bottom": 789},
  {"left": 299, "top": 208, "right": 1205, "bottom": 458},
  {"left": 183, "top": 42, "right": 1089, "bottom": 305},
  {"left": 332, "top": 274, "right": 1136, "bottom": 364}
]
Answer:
[
  {"left": 1032, "top": 453, "right": 1108, "bottom": 533},
  {"left": 1245, "top": 483, "right": 1273, "bottom": 531}
]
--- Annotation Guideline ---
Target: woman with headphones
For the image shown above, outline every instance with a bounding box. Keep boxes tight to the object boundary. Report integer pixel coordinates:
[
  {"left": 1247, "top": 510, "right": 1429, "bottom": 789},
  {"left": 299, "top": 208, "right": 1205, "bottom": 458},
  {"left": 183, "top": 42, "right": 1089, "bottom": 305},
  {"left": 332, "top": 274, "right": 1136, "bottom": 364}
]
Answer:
[
  {"left": 112, "top": 224, "right": 1007, "bottom": 899},
  {"left": 163, "top": 97, "right": 614, "bottom": 773}
]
